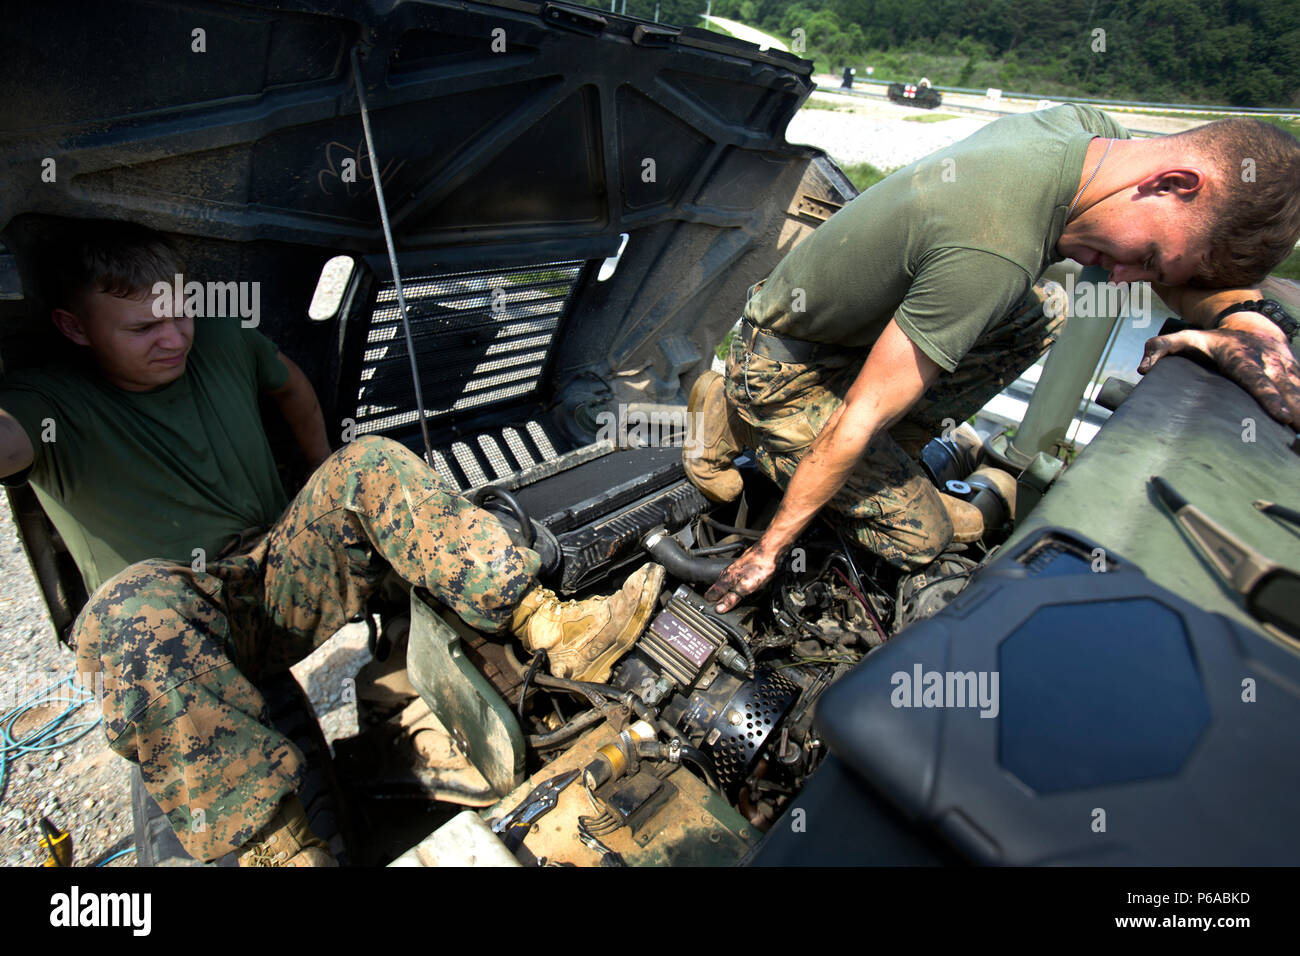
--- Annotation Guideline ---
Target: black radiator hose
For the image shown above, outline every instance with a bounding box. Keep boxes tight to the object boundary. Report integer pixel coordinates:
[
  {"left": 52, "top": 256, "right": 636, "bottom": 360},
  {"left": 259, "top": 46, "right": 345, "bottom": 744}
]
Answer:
[
  {"left": 642, "top": 529, "right": 733, "bottom": 585},
  {"left": 470, "top": 485, "right": 533, "bottom": 547},
  {"left": 678, "top": 744, "right": 723, "bottom": 793}
]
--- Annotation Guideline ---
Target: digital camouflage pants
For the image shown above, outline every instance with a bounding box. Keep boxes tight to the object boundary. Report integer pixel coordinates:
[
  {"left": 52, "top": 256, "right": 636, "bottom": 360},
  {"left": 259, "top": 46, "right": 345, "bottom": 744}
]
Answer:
[
  {"left": 73, "top": 435, "right": 540, "bottom": 861},
  {"left": 726, "top": 282, "right": 1062, "bottom": 570}
]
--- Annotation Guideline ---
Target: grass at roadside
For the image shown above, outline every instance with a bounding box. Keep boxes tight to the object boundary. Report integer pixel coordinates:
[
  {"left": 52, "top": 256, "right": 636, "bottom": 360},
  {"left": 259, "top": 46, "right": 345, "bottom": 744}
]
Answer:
[
  {"left": 1235, "top": 114, "right": 1297, "bottom": 140},
  {"left": 802, "top": 99, "right": 847, "bottom": 111},
  {"left": 715, "top": 327, "right": 736, "bottom": 361},
  {"left": 838, "top": 161, "right": 891, "bottom": 192},
  {"left": 904, "top": 113, "right": 955, "bottom": 123},
  {"left": 1271, "top": 247, "right": 1300, "bottom": 281}
]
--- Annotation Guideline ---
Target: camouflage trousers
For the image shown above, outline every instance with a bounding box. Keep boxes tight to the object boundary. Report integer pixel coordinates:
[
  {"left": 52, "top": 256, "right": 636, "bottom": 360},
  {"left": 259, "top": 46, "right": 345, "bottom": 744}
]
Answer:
[
  {"left": 72, "top": 435, "right": 540, "bottom": 861},
  {"left": 726, "top": 282, "right": 1062, "bottom": 570}
]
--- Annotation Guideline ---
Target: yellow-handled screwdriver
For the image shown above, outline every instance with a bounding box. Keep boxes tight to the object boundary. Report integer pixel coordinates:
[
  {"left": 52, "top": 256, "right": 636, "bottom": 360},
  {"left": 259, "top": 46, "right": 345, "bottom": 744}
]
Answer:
[{"left": 39, "top": 816, "right": 72, "bottom": 867}]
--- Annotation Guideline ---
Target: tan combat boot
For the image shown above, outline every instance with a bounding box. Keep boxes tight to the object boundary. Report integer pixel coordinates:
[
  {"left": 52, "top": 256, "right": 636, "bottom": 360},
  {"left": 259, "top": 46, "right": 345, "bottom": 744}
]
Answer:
[
  {"left": 684, "top": 370, "right": 751, "bottom": 503},
  {"left": 947, "top": 421, "right": 985, "bottom": 473},
  {"left": 940, "top": 492, "right": 984, "bottom": 544},
  {"left": 510, "top": 564, "right": 665, "bottom": 683},
  {"left": 235, "top": 794, "right": 337, "bottom": 867}
]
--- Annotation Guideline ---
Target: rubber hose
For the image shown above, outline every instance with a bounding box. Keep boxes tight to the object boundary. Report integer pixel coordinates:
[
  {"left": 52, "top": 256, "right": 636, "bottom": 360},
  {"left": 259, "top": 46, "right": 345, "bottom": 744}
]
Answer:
[
  {"left": 678, "top": 744, "right": 723, "bottom": 792},
  {"left": 471, "top": 485, "right": 534, "bottom": 548},
  {"left": 701, "top": 516, "right": 762, "bottom": 539},
  {"left": 533, "top": 673, "right": 656, "bottom": 725},
  {"left": 527, "top": 708, "right": 607, "bottom": 750},
  {"left": 643, "top": 531, "right": 732, "bottom": 585},
  {"left": 728, "top": 628, "right": 757, "bottom": 674},
  {"left": 705, "top": 611, "right": 757, "bottom": 675},
  {"left": 691, "top": 540, "right": 747, "bottom": 557}
]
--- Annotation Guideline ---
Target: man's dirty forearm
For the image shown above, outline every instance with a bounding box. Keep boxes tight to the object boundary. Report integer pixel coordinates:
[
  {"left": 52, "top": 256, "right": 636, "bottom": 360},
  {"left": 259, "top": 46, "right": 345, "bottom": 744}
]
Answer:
[
  {"left": 755, "top": 405, "right": 883, "bottom": 559},
  {"left": 755, "top": 318, "right": 940, "bottom": 558}
]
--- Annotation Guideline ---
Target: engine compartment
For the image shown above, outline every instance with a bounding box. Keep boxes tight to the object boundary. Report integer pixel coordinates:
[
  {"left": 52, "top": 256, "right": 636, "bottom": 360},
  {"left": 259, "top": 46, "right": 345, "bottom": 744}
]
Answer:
[{"left": 333, "top": 413, "right": 1019, "bottom": 866}]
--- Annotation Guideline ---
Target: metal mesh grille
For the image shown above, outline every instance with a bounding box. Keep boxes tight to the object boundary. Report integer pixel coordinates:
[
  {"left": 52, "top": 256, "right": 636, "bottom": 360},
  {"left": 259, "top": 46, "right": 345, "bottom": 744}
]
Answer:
[
  {"left": 706, "top": 671, "right": 801, "bottom": 788},
  {"left": 420, "top": 420, "right": 567, "bottom": 493},
  {"left": 354, "top": 260, "right": 584, "bottom": 435}
]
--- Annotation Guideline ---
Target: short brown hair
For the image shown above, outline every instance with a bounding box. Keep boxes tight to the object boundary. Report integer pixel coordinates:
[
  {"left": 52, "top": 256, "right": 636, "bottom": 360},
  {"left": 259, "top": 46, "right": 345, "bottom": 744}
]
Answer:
[
  {"left": 1170, "top": 119, "right": 1300, "bottom": 288},
  {"left": 36, "top": 218, "right": 182, "bottom": 311}
]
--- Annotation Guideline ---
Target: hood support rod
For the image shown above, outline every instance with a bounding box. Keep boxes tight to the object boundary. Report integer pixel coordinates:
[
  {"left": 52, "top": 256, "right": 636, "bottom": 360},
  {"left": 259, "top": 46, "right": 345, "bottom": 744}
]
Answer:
[{"left": 349, "top": 46, "right": 434, "bottom": 465}]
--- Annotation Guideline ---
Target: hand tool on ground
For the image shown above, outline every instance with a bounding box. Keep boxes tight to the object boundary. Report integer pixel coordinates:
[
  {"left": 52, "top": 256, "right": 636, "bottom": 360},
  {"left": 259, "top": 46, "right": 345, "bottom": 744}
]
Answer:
[{"left": 40, "top": 816, "right": 72, "bottom": 867}]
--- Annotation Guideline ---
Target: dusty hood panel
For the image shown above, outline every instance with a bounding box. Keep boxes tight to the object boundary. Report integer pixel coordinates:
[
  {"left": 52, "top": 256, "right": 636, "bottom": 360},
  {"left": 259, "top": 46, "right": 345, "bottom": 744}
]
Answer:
[{"left": 2, "top": 0, "right": 851, "bottom": 397}]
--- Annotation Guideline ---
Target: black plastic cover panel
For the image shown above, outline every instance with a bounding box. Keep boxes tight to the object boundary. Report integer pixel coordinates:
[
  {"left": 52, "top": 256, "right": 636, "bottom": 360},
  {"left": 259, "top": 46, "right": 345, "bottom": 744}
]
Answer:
[
  {"left": 999, "top": 599, "right": 1210, "bottom": 793},
  {"left": 0, "top": 0, "right": 816, "bottom": 250},
  {"left": 813, "top": 528, "right": 1300, "bottom": 865},
  {"left": 1, "top": 0, "right": 842, "bottom": 415}
]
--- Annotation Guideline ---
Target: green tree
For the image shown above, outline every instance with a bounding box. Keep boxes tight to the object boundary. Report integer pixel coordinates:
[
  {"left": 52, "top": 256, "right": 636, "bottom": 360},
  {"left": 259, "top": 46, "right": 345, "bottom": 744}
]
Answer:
[{"left": 689, "top": 0, "right": 1300, "bottom": 106}]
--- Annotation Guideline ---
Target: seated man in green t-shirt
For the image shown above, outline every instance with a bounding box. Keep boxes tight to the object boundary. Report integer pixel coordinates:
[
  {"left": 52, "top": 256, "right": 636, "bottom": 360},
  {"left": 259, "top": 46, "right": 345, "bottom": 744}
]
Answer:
[
  {"left": 0, "top": 219, "right": 663, "bottom": 865},
  {"left": 686, "top": 109, "right": 1300, "bottom": 614},
  {"left": 0, "top": 220, "right": 332, "bottom": 594}
]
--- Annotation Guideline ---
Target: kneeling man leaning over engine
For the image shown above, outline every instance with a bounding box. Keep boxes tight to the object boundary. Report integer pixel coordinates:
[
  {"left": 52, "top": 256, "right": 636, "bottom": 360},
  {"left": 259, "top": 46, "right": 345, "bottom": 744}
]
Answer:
[{"left": 683, "top": 106, "right": 1300, "bottom": 614}]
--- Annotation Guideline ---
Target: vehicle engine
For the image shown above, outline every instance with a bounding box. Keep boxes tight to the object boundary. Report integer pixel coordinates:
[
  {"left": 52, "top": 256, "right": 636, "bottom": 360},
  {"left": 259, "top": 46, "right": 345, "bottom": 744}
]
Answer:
[{"left": 338, "top": 412, "right": 1018, "bottom": 865}]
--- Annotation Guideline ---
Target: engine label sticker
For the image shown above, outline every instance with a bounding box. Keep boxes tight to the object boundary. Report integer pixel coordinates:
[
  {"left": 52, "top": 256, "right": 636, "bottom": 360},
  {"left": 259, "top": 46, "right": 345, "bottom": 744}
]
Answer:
[{"left": 651, "top": 610, "right": 714, "bottom": 668}]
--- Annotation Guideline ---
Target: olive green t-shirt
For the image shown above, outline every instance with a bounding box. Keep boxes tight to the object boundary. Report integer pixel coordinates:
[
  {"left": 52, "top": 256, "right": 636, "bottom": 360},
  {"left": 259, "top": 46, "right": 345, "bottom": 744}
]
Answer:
[
  {"left": 0, "top": 316, "right": 290, "bottom": 593},
  {"left": 746, "top": 104, "right": 1131, "bottom": 371}
]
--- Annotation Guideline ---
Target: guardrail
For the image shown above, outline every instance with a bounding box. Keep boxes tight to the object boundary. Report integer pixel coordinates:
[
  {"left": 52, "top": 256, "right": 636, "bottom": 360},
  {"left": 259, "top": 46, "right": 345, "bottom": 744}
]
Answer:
[
  {"left": 938, "top": 85, "right": 1298, "bottom": 116},
  {"left": 809, "top": 83, "right": 1166, "bottom": 136},
  {"left": 824, "top": 75, "right": 1299, "bottom": 117}
]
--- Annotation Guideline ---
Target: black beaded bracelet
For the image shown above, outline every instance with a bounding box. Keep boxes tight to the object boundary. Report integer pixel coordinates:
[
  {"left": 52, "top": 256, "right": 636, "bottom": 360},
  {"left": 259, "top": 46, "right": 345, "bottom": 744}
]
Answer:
[{"left": 1212, "top": 299, "right": 1299, "bottom": 339}]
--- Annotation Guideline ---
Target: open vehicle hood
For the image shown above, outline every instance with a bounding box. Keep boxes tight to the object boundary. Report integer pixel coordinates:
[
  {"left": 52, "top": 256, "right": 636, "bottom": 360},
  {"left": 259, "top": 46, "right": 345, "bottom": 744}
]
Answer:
[
  {"left": 1, "top": 0, "right": 852, "bottom": 406},
  {"left": 0, "top": 0, "right": 855, "bottom": 633}
]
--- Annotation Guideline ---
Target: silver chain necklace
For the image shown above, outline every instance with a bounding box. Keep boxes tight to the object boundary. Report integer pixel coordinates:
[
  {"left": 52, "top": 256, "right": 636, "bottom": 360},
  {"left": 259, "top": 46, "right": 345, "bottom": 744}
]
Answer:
[{"left": 1067, "top": 138, "right": 1114, "bottom": 221}]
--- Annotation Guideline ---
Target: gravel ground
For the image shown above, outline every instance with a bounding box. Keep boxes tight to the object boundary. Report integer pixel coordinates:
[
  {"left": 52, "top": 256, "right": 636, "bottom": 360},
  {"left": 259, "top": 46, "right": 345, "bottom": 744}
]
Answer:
[{"left": 0, "top": 502, "right": 134, "bottom": 867}]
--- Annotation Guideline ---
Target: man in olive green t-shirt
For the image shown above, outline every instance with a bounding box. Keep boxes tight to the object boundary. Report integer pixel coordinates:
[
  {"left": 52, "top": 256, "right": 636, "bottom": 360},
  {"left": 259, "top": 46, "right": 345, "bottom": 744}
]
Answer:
[
  {"left": 0, "top": 313, "right": 319, "bottom": 595},
  {"left": 689, "top": 105, "right": 1300, "bottom": 613}
]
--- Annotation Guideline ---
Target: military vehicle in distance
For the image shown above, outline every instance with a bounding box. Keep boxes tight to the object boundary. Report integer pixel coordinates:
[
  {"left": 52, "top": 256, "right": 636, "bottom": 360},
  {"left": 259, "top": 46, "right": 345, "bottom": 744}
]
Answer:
[{"left": 888, "top": 78, "right": 943, "bottom": 109}]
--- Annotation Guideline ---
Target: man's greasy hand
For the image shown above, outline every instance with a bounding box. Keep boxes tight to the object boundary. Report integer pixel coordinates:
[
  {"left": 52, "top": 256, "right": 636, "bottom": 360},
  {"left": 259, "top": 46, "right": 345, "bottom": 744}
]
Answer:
[
  {"left": 1138, "top": 320, "right": 1300, "bottom": 429},
  {"left": 704, "top": 543, "right": 783, "bottom": 614}
]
